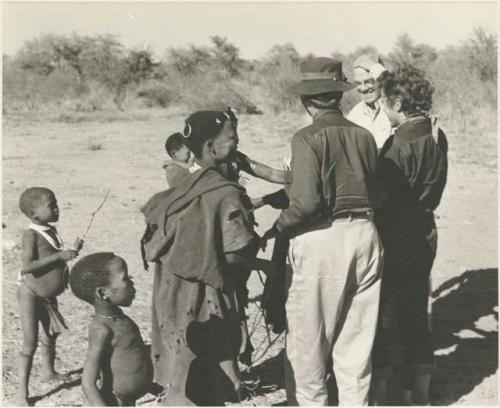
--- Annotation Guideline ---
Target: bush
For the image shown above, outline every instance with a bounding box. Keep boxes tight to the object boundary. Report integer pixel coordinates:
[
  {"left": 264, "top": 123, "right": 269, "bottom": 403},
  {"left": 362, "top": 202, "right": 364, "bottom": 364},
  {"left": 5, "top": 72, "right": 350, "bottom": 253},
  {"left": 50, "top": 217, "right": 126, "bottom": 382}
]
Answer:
[
  {"left": 136, "top": 83, "right": 179, "bottom": 108},
  {"left": 2, "top": 27, "right": 497, "bottom": 132}
]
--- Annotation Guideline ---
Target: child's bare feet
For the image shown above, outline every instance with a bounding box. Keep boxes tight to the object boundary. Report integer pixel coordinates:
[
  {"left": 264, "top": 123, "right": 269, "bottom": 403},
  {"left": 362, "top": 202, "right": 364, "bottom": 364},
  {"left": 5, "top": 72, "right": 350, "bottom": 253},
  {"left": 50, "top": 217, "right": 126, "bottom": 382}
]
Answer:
[{"left": 43, "top": 371, "right": 71, "bottom": 383}]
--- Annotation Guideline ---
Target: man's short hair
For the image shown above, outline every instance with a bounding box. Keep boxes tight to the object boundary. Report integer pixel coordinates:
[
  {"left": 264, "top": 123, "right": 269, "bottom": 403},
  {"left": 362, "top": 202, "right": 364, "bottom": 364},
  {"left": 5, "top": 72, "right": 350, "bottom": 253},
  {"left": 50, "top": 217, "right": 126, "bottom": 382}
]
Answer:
[
  {"left": 353, "top": 53, "right": 384, "bottom": 72},
  {"left": 70, "top": 252, "right": 117, "bottom": 305},
  {"left": 301, "top": 91, "right": 343, "bottom": 110},
  {"left": 19, "top": 187, "right": 54, "bottom": 217},
  {"left": 165, "top": 132, "right": 186, "bottom": 157}
]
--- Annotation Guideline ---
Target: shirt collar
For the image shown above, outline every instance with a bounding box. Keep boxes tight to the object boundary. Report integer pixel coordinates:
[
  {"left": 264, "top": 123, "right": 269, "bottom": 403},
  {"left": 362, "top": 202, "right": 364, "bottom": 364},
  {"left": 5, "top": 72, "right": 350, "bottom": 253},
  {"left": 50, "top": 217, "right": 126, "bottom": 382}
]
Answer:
[
  {"left": 313, "top": 108, "right": 343, "bottom": 122},
  {"left": 360, "top": 100, "right": 382, "bottom": 120}
]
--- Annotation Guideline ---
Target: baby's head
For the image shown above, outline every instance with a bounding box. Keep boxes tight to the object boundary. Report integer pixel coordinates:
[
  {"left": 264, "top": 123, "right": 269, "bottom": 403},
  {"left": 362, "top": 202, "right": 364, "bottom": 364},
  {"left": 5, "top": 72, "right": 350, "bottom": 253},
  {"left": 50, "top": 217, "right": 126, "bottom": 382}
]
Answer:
[
  {"left": 19, "top": 187, "right": 59, "bottom": 224},
  {"left": 70, "top": 252, "right": 135, "bottom": 307},
  {"left": 165, "top": 132, "right": 192, "bottom": 163}
]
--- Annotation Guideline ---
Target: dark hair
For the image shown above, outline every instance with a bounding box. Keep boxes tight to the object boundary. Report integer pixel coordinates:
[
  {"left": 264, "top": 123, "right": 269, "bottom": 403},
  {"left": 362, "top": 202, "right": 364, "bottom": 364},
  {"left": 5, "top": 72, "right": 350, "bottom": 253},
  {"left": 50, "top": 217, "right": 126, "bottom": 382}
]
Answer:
[
  {"left": 165, "top": 132, "right": 186, "bottom": 157},
  {"left": 301, "top": 91, "right": 343, "bottom": 110},
  {"left": 378, "top": 64, "right": 434, "bottom": 116},
  {"left": 204, "top": 103, "right": 238, "bottom": 126},
  {"left": 69, "top": 252, "right": 117, "bottom": 305},
  {"left": 182, "top": 111, "right": 232, "bottom": 158},
  {"left": 19, "top": 187, "right": 54, "bottom": 217}
]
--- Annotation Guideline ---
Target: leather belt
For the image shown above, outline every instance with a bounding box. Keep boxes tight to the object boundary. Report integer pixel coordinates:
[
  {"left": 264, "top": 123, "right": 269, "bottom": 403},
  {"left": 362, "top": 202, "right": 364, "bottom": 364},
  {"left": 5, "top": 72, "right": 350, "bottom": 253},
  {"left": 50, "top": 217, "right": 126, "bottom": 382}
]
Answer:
[{"left": 331, "top": 210, "right": 373, "bottom": 221}]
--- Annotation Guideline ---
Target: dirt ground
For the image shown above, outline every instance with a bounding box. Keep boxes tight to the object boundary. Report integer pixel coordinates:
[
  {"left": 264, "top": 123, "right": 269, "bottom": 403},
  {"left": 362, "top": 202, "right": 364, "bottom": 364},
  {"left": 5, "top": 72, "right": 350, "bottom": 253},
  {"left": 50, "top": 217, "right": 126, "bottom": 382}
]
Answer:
[{"left": 2, "top": 111, "right": 497, "bottom": 406}]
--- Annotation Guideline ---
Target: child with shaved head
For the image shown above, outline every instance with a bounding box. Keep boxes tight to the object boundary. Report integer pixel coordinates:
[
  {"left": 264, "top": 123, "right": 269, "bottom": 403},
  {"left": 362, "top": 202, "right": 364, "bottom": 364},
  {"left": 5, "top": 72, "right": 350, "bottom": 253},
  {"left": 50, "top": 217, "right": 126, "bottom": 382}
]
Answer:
[
  {"left": 70, "top": 253, "right": 153, "bottom": 406},
  {"left": 17, "top": 187, "right": 83, "bottom": 406}
]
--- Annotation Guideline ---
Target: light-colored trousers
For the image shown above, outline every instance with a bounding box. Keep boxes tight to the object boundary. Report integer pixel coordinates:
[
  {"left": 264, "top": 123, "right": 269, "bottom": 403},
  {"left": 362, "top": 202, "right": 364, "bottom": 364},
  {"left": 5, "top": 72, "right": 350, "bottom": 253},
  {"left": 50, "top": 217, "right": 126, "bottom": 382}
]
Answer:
[{"left": 285, "top": 217, "right": 383, "bottom": 406}]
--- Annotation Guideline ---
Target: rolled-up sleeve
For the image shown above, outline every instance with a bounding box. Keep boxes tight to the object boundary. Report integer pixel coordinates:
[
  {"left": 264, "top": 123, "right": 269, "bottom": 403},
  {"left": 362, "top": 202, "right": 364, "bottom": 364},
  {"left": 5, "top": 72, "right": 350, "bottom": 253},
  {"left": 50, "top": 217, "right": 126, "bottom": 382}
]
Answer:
[
  {"left": 276, "top": 133, "right": 321, "bottom": 234},
  {"left": 220, "top": 194, "right": 256, "bottom": 253}
]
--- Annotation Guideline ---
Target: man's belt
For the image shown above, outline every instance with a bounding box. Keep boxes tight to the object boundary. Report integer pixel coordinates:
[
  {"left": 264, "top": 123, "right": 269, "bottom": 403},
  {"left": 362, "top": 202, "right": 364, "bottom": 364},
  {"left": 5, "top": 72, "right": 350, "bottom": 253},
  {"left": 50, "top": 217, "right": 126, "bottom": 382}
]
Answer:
[{"left": 331, "top": 210, "right": 373, "bottom": 221}]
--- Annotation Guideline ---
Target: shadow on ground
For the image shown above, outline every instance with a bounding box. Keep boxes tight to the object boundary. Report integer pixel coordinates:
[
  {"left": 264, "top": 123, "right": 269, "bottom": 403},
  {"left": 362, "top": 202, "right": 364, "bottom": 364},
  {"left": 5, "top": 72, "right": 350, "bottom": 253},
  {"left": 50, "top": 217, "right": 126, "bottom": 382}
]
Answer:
[
  {"left": 246, "top": 349, "right": 285, "bottom": 397},
  {"left": 30, "top": 368, "right": 83, "bottom": 405},
  {"left": 248, "top": 269, "right": 498, "bottom": 406},
  {"left": 431, "top": 268, "right": 498, "bottom": 405}
]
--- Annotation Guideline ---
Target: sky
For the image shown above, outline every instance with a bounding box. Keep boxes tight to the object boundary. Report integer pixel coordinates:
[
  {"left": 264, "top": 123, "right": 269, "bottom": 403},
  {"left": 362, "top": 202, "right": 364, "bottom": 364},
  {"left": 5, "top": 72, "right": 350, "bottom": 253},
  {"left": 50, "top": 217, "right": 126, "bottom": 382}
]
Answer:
[{"left": 2, "top": 1, "right": 498, "bottom": 59}]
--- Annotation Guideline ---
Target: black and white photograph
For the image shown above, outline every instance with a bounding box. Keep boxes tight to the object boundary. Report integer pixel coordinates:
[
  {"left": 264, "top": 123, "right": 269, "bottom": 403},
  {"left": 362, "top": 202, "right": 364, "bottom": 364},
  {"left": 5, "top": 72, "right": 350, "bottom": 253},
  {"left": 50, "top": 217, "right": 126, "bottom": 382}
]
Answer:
[{"left": 1, "top": 1, "right": 498, "bottom": 406}]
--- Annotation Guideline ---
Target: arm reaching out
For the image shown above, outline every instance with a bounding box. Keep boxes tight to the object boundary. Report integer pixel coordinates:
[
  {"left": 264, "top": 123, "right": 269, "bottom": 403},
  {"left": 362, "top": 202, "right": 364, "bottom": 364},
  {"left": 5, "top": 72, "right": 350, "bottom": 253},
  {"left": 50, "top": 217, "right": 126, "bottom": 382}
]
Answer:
[
  {"left": 225, "top": 243, "right": 276, "bottom": 278},
  {"left": 82, "top": 323, "right": 112, "bottom": 406},
  {"left": 234, "top": 152, "right": 292, "bottom": 184}
]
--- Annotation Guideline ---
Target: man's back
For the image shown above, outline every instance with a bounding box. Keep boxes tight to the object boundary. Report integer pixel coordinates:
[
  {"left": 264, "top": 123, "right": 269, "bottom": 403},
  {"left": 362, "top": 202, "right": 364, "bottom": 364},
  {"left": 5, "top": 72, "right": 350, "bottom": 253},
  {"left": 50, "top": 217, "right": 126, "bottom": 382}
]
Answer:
[{"left": 277, "top": 108, "right": 378, "bottom": 234}]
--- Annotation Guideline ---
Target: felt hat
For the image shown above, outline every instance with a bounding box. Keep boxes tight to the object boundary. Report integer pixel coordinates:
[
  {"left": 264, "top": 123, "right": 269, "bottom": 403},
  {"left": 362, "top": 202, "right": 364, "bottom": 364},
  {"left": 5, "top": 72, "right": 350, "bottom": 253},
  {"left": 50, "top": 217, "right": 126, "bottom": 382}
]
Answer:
[{"left": 290, "top": 57, "right": 356, "bottom": 96}]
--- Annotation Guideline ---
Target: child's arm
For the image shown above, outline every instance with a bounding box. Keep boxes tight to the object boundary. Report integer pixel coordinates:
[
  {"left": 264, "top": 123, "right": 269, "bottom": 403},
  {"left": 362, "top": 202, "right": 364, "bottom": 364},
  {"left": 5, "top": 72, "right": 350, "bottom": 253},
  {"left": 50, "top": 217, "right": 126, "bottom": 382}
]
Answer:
[
  {"left": 234, "top": 152, "right": 292, "bottom": 185},
  {"left": 21, "top": 230, "right": 77, "bottom": 275},
  {"left": 82, "top": 323, "right": 112, "bottom": 406}
]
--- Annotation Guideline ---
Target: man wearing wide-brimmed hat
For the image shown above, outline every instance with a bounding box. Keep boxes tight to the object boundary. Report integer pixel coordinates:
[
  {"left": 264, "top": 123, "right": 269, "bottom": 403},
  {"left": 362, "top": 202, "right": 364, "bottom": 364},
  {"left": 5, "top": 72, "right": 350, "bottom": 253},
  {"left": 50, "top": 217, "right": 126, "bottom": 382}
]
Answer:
[{"left": 262, "top": 57, "right": 384, "bottom": 405}]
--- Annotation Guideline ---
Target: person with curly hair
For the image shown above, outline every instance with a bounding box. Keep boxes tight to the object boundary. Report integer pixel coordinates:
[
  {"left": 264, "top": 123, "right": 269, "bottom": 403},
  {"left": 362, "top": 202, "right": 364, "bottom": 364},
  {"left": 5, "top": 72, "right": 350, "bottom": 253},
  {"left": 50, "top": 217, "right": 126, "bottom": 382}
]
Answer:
[{"left": 371, "top": 65, "right": 448, "bottom": 405}]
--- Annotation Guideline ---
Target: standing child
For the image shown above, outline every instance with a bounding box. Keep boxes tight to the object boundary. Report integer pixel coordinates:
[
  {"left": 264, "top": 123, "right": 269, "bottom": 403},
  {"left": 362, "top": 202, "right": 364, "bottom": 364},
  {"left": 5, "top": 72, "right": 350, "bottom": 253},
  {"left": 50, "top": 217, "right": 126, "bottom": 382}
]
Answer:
[
  {"left": 142, "top": 110, "right": 276, "bottom": 405},
  {"left": 163, "top": 132, "right": 194, "bottom": 188},
  {"left": 17, "top": 187, "right": 83, "bottom": 406},
  {"left": 70, "top": 252, "right": 153, "bottom": 406}
]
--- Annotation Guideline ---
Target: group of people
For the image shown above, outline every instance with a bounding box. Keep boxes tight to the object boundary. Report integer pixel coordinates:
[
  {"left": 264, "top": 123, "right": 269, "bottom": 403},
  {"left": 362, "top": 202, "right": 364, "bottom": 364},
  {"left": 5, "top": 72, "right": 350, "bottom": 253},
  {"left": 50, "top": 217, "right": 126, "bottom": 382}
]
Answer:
[{"left": 15, "top": 53, "right": 448, "bottom": 407}]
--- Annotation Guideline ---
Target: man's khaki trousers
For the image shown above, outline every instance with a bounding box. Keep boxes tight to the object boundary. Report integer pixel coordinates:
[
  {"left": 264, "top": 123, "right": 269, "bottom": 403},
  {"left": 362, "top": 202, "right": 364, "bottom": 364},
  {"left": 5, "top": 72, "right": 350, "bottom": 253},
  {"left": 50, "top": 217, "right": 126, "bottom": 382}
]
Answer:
[{"left": 285, "top": 217, "right": 383, "bottom": 406}]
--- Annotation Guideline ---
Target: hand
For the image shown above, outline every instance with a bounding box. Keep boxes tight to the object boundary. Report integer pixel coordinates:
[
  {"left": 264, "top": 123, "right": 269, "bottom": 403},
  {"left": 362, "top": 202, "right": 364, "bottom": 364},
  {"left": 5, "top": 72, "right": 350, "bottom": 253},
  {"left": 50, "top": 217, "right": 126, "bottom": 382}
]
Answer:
[
  {"left": 262, "top": 189, "right": 289, "bottom": 209},
  {"left": 259, "top": 226, "right": 278, "bottom": 251},
  {"left": 232, "top": 151, "right": 254, "bottom": 174},
  {"left": 59, "top": 250, "right": 78, "bottom": 262},
  {"left": 74, "top": 237, "right": 84, "bottom": 253}
]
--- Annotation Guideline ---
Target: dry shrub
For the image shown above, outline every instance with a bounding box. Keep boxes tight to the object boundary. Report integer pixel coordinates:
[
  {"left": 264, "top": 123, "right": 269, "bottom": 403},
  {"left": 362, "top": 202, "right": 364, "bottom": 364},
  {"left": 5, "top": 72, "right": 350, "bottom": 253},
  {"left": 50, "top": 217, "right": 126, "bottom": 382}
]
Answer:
[
  {"left": 135, "top": 81, "right": 180, "bottom": 108},
  {"left": 3, "top": 28, "right": 496, "bottom": 131}
]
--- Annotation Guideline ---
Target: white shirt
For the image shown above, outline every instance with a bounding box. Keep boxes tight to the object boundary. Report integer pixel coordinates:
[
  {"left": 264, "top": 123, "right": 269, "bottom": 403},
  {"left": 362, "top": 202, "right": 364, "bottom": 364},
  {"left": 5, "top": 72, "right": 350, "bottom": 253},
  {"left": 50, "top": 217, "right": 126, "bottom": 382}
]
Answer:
[{"left": 347, "top": 101, "right": 392, "bottom": 149}]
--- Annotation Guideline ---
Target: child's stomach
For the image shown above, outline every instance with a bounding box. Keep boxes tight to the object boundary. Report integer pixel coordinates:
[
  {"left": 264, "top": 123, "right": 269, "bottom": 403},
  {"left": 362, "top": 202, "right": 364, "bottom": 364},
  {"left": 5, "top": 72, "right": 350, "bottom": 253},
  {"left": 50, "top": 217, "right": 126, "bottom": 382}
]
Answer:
[
  {"left": 24, "top": 264, "right": 67, "bottom": 298},
  {"left": 111, "top": 346, "right": 153, "bottom": 399}
]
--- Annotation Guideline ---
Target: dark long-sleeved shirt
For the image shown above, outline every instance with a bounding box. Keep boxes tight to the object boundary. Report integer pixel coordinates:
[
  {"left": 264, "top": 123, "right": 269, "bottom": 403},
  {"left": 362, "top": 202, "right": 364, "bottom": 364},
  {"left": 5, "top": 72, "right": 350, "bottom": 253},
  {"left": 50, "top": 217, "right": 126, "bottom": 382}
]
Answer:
[
  {"left": 376, "top": 116, "right": 448, "bottom": 216},
  {"left": 276, "top": 108, "right": 378, "bottom": 235}
]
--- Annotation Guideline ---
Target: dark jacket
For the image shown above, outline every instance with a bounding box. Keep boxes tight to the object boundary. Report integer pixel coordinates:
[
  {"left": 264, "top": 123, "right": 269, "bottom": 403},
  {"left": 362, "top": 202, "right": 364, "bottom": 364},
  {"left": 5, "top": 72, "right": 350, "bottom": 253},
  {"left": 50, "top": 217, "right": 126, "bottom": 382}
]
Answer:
[
  {"left": 276, "top": 108, "right": 378, "bottom": 235},
  {"left": 376, "top": 116, "right": 448, "bottom": 217}
]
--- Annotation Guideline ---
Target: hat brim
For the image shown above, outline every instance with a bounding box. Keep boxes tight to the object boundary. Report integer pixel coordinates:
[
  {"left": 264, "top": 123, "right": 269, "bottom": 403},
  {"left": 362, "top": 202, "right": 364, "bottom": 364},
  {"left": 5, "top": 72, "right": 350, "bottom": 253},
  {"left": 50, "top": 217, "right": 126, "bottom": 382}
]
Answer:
[{"left": 290, "top": 80, "right": 357, "bottom": 96}]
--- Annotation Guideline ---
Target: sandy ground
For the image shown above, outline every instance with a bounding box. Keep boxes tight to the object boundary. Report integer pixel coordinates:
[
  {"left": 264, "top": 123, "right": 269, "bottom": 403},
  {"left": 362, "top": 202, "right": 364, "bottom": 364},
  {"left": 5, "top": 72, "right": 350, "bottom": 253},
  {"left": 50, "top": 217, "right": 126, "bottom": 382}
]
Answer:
[{"left": 2, "top": 111, "right": 497, "bottom": 406}]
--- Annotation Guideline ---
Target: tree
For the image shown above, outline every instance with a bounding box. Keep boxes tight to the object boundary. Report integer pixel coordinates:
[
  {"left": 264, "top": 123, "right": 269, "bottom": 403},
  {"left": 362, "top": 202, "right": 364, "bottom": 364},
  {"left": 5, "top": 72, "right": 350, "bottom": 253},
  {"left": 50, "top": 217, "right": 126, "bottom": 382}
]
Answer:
[
  {"left": 16, "top": 34, "right": 95, "bottom": 84},
  {"left": 389, "top": 33, "right": 437, "bottom": 71},
  {"left": 210, "top": 36, "right": 242, "bottom": 77},
  {"left": 258, "top": 43, "right": 302, "bottom": 112},
  {"left": 165, "top": 36, "right": 242, "bottom": 78},
  {"left": 265, "top": 43, "right": 300, "bottom": 67},
  {"left": 464, "top": 26, "right": 497, "bottom": 83},
  {"left": 126, "top": 49, "right": 157, "bottom": 83},
  {"left": 165, "top": 45, "right": 212, "bottom": 76}
]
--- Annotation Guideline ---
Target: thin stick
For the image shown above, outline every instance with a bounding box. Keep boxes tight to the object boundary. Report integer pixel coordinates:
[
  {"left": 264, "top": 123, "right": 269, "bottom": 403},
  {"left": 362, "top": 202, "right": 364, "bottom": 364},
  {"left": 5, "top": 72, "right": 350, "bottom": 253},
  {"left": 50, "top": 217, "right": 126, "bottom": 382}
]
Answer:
[{"left": 81, "top": 189, "right": 111, "bottom": 240}]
